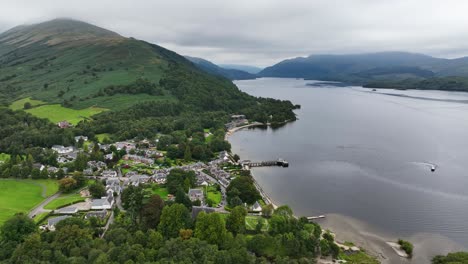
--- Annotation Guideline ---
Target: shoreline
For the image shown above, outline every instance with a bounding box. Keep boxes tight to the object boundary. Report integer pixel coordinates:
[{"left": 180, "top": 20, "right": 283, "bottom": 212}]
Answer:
[
  {"left": 226, "top": 125, "right": 467, "bottom": 264},
  {"left": 224, "top": 122, "right": 264, "bottom": 140}
]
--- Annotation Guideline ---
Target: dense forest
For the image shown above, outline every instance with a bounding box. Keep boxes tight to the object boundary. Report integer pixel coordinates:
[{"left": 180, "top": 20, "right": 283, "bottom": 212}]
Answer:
[
  {"left": 364, "top": 76, "right": 468, "bottom": 92},
  {"left": 0, "top": 170, "right": 333, "bottom": 264}
]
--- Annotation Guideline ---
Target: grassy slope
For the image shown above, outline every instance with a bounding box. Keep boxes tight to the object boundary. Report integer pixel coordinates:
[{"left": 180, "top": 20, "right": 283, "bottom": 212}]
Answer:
[
  {"left": 9, "top": 97, "right": 45, "bottom": 110},
  {"left": 43, "top": 193, "right": 84, "bottom": 210},
  {"left": 0, "top": 23, "right": 173, "bottom": 111},
  {"left": 0, "top": 179, "right": 56, "bottom": 225},
  {"left": 24, "top": 104, "right": 107, "bottom": 124}
]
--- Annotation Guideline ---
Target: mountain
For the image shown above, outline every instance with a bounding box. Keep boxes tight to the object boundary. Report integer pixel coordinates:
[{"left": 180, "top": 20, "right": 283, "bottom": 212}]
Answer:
[
  {"left": 218, "top": 64, "right": 263, "bottom": 74},
  {"left": 0, "top": 19, "right": 296, "bottom": 140},
  {"left": 259, "top": 51, "right": 468, "bottom": 84},
  {"left": 185, "top": 56, "right": 257, "bottom": 80}
]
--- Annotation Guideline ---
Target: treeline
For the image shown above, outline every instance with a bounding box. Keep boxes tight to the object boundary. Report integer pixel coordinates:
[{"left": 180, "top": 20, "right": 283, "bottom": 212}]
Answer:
[
  {"left": 0, "top": 108, "right": 75, "bottom": 155},
  {"left": 98, "top": 78, "right": 165, "bottom": 96},
  {"left": 364, "top": 76, "right": 468, "bottom": 92},
  {"left": 0, "top": 193, "right": 333, "bottom": 263}
]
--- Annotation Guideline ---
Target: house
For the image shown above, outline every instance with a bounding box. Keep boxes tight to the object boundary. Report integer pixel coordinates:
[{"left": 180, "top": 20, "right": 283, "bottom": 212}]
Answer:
[
  {"left": 47, "top": 215, "right": 71, "bottom": 231},
  {"left": 115, "top": 141, "right": 136, "bottom": 152},
  {"left": 252, "top": 201, "right": 262, "bottom": 212},
  {"left": 83, "top": 168, "right": 94, "bottom": 176},
  {"left": 51, "top": 145, "right": 74, "bottom": 154},
  {"left": 57, "top": 207, "right": 78, "bottom": 214},
  {"left": 123, "top": 154, "right": 154, "bottom": 165},
  {"left": 106, "top": 178, "right": 122, "bottom": 194},
  {"left": 104, "top": 153, "right": 114, "bottom": 160},
  {"left": 57, "top": 120, "right": 72, "bottom": 129},
  {"left": 91, "top": 193, "right": 114, "bottom": 210},
  {"left": 154, "top": 174, "right": 167, "bottom": 184},
  {"left": 85, "top": 210, "right": 108, "bottom": 220},
  {"left": 87, "top": 161, "right": 106, "bottom": 170},
  {"left": 191, "top": 206, "right": 216, "bottom": 219},
  {"left": 101, "top": 170, "right": 117, "bottom": 178},
  {"left": 188, "top": 189, "right": 204, "bottom": 202},
  {"left": 47, "top": 166, "right": 59, "bottom": 174},
  {"left": 74, "top": 136, "right": 88, "bottom": 142}
]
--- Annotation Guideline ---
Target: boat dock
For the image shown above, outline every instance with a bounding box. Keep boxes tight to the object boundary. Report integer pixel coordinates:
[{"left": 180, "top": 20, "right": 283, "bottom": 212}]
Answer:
[
  {"left": 307, "top": 215, "right": 326, "bottom": 221},
  {"left": 242, "top": 159, "right": 289, "bottom": 169}
]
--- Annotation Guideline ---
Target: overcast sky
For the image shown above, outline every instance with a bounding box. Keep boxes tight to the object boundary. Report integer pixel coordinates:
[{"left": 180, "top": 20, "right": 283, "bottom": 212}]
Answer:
[{"left": 1, "top": 0, "right": 468, "bottom": 67}]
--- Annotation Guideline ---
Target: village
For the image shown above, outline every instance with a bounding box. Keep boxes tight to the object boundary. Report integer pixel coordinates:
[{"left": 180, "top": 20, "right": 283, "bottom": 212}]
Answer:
[{"left": 31, "top": 115, "right": 265, "bottom": 234}]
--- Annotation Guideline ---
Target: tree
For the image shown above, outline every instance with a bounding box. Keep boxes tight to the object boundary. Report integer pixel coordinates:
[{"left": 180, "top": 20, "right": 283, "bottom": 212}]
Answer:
[
  {"left": 89, "top": 182, "right": 106, "bottom": 198},
  {"left": 233, "top": 154, "right": 240, "bottom": 162},
  {"left": 226, "top": 206, "right": 247, "bottom": 235},
  {"left": 58, "top": 177, "right": 78, "bottom": 192},
  {"left": 226, "top": 176, "right": 260, "bottom": 205},
  {"left": 141, "top": 195, "right": 165, "bottom": 230},
  {"left": 255, "top": 218, "right": 264, "bottom": 233},
  {"left": 179, "top": 229, "right": 193, "bottom": 240},
  {"left": 0, "top": 213, "right": 36, "bottom": 243},
  {"left": 183, "top": 146, "right": 192, "bottom": 161},
  {"left": 262, "top": 204, "right": 274, "bottom": 218},
  {"left": 194, "top": 212, "right": 227, "bottom": 246},
  {"left": 121, "top": 185, "right": 145, "bottom": 224},
  {"left": 23, "top": 102, "right": 32, "bottom": 109},
  {"left": 72, "top": 172, "right": 86, "bottom": 188},
  {"left": 31, "top": 168, "right": 41, "bottom": 179},
  {"left": 74, "top": 153, "right": 88, "bottom": 172},
  {"left": 158, "top": 204, "right": 191, "bottom": 239},
  {"left": 175, "top": 188, "right": 192, "bottom": 209},
  {"left": 320, "top": 239, "right": 331, "bottom": 256}
]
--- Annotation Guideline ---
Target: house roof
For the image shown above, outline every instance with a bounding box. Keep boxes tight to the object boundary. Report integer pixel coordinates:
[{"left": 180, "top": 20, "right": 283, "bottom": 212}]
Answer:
[
  {"left": 86, "top": 210, "right": 107, "bottom": 219},
  {"left": 57, "top": 207, "right": 78, "bottom": 214},
  {"left": 48, "top": 215, "right": 71, "bottom": 226},
  {"left": 191, "top": 206, "right": 216, "bottom": 219},
  {"left": 188, "top": 189, "right": 203, "bottom": 196}
]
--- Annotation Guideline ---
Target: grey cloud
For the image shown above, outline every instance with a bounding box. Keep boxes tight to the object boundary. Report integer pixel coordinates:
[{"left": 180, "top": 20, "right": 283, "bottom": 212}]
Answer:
[{"left": 1, "top": 0, "right": 468, "bottom": 66}]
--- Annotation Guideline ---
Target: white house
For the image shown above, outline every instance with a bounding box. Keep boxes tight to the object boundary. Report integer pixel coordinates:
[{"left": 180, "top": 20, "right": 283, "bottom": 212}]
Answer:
[
  {"left": 252, "top": 201, "right": 262, "bottom": 212},
  {"left": 91, "top": 193, "right": 114, "bottom": 210}
]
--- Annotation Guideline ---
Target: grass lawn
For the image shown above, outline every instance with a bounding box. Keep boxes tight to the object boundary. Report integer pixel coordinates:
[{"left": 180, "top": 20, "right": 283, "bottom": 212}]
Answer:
[
  {"left": 245, "top": 215, "right": 270, "bottom": 232},
  {"left": 24, "top": 104, "right": 107, "bottom": 125},
  {"left": 33, "top": 212, "right": 50, "bottom": 224},
  {"left": 9, "top": 97, "right": 46, "bottom": 111},
  {"left": 44, "top": 193, "right": 85, "bottom": 210},
  {"left": 0, "top": 180, "right": 46, "bottom": 226},
  {"left": 148, "top": 184, "right": 169, "bottom": 200},
  {"left": 206, "top": 186, "right": 222, "bottom": 205},
  {"left": 96, "top": 133, "right": 111, "bottom": 143},
  {"left": 23, "top": 179, "right": 59, "bottom": 197}
]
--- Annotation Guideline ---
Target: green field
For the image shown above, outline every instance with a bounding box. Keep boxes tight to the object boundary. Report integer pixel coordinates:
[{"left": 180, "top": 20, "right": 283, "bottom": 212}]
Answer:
[
  {"left": 43, "top": 193, "right": 85, "bottom": 210},
  {"left": 0, "top": 180, "right": 51, "bottom": 226},
  {"left": 24, "top": 104, "right": 107, "bottom": 125},
  {"left": 206, "top": 186, "right": 222, "bottom": 205},
  {"left": 23, "top": 179, "right": 59, "bottom": 197},
  {"left": 148, "top": 184, "right": 169, "bottom": 200},
  {"left": 96, "top": 133, "right": 111, "bottom": 142},
  {"left": 9, "top": 97, "right": 45, "bottom": 111}
]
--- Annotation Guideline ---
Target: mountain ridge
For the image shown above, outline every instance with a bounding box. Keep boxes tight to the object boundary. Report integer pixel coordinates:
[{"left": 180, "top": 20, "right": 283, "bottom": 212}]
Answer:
[{"left": 185, "top": 56, "right": 257, "bottom": 80}]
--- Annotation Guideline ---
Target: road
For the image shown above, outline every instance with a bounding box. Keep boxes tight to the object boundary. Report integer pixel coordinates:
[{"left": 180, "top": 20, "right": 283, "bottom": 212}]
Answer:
[{"left": 28, "top": 191, "right": 61, "bottom": 218}]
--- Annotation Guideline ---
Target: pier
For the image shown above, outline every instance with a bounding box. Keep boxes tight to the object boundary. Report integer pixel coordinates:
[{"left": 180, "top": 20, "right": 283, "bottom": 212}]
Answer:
[{"left": 242, "top": 159, "right": 289, "bottom": 168}]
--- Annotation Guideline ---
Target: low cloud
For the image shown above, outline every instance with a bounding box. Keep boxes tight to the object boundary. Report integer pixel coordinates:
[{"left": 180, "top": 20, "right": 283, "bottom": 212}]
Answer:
[{"left": 1, "top": 0, "right": 468, "bottom": 66}]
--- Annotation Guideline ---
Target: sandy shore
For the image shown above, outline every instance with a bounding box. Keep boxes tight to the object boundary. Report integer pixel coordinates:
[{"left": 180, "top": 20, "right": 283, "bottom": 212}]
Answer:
[
  {"left": 317, "top": 213, "right": 466, "bottom": 264},
  {"left": 224, "top": 122, "right": 264, "bottom": 140}
]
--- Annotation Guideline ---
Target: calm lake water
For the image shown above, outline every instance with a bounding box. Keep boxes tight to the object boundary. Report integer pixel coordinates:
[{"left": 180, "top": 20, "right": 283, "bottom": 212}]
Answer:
[{"left": 230, "top": 78, "right": 468, "bottom": 247}]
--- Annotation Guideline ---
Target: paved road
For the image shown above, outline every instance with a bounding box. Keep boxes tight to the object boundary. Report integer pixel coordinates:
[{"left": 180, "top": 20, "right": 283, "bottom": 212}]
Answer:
[
  {"left": 100, "top": 211, "right": 114, "bottom": 238},
  {"left": 28, "top": 192, "right": 61, "bottom": 218}
]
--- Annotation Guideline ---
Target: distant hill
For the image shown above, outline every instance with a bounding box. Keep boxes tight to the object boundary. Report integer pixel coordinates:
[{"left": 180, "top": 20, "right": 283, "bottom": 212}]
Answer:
[
  {"left": 185, "top": 56, "right": 257, "bottom": 80},
  {"left": 0, "top": 19, "right": 296, "bottom": 148},
  {"left": 218, "top": 64, "right": 263, "bottom": 74},
  {"left": 0, "top": 19, "right": 265, "bottom": 110},
  {"left": 259, "top": 52, "right": 468, "bottom": 86}
]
